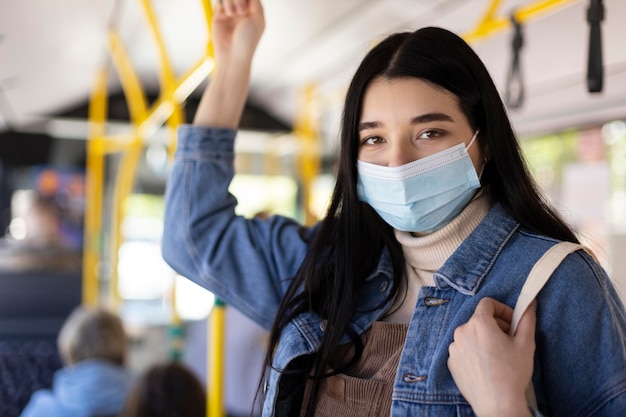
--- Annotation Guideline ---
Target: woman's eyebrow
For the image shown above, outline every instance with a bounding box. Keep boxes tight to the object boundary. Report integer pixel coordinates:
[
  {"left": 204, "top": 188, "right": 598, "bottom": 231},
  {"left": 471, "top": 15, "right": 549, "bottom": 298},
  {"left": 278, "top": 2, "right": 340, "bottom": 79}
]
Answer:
[
  {"left": 359, "top": 112, "right": 454, "bottom": 131},
  {"left": 358, "top": 121, "right": 380, "bottom": 131},
  {"left": 410, "top": 112, "right": 454, "bottom": 124}
]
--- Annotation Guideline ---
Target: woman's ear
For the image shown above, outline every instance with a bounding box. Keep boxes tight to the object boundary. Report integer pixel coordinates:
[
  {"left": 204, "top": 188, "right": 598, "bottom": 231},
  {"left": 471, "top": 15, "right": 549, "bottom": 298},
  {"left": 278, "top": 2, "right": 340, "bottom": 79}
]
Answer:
[{"left": 482, "top": 142, "right": 491, "bottom": 163}]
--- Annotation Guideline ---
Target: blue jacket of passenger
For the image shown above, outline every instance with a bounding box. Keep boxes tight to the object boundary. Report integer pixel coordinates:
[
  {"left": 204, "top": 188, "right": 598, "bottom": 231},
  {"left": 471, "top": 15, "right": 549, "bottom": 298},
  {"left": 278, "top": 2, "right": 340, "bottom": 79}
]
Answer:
[
  {"left": 19, "top": 359, "right": 134, "bottom": 417},
  {"left": 162, "top": 125, "right": 626, "bottom": 416}
]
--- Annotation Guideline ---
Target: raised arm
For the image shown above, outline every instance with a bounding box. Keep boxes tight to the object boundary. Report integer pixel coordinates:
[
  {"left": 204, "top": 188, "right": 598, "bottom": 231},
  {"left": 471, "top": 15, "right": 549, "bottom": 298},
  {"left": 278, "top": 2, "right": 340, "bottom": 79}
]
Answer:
[
  {"left": 194, "top": 0, "right": 265, "bottom": 128},
  {"left": 162, "top": 0, "right": 311, "bottom": 328}
]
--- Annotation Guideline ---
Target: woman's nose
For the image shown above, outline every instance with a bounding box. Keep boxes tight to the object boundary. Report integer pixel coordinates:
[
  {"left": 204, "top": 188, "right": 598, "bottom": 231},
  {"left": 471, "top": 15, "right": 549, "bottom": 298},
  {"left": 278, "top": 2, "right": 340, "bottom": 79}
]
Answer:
[{"left": 387, "top": 142, "right": 417, "bottom": 167}]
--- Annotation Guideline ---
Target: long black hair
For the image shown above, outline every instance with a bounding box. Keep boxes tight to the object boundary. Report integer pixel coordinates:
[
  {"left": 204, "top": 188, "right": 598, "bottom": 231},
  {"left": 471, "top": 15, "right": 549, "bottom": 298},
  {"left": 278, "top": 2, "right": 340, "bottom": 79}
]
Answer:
[{"left": 262, "top": 26, "right": 578, "bottom": 417}]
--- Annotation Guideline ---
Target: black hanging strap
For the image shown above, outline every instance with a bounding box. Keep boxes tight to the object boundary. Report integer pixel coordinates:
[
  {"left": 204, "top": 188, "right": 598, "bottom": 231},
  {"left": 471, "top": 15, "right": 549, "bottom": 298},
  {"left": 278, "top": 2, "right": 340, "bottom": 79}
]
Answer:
[
  {"left": 505, "top": 14, "right": 524, "bottom": 109},
  {"left": 587, "top": 0, "right": 604, "bottom": 93}
]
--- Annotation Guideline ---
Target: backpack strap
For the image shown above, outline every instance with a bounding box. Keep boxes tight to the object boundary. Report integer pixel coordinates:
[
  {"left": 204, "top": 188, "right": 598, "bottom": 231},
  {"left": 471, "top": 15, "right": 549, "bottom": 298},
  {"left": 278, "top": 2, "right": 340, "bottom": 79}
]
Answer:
[{"left": 510, "top": 241, "right": 585, "bottom": 409}]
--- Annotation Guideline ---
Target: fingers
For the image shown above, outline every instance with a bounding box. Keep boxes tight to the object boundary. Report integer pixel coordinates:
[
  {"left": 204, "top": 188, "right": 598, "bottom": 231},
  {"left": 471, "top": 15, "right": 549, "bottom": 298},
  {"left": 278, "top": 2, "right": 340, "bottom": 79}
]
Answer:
[
  {"left": 247, "top": 0, "right": 263, "bottom": 12},
  {"left": 475, "top": 297, "right": 514, "bottom": 323},
  {"left": 494, "top": 316, "right": 511, "bottom": 333},
  {"left": 458, "top": 298, "right": 514, "bottom": 335},
  {"left": 473, "top": 297, "right": 536, "bottom": 346},
  {"left": 219, "top": 0, "right": 251, "bottom": 16}
]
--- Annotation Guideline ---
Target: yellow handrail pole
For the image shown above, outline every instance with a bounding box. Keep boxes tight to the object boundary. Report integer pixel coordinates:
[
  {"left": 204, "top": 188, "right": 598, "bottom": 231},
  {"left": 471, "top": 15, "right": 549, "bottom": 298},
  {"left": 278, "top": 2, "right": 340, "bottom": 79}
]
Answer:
[
  {"left": 138, "top": 57, "right": 215, "bottom": 137},
  {"left": 106, "top": 26, "right": 151, "bottom": 305},
  {"left": 83, "top": 67, "right": 110, "bottom": 307},
  {"left": 128, "top": 62, "right": 215, "bottom": 157},
  {"left": 89, "top": 133, "right": 141, "bottom": 154},
  {"left": 208, "top": 298, "right": 226, "bottom": 417},
  {"left": 93, "top": 57, "right": 213, "bottom": 147},
  {"left": 83, "top": 139, "right": 104, "bottom": 307},
  {"left": 516, "top": 0, "right": 579, "bottom": 20},
  {"left": 469, "top": 0, "right": 502, "bottom": 39},
  {"left": 102, "top": 0, "right": 214, "bottom": 306},
  {"left": 166, "top": 104, "right": 185, "bottom": 159},
  {"left": 106, "top": 0, "right": 185, "bottom": 309},
  {"left": 83, "top": 0, "right": 215, "bottom": 309},
  {"left": 123, "top": 0, "right": 196, "bottom": 352},
  {"left": 174, "top": 56, "right": 216, "bottom": 102},
  {"left": 109, "top": 135, "right": 143, "bottom": 306},
  {"left": 463, "top": 0, "right": 578, "bottom": 44},
  {"left": 107, "top": 32, "right": 149, "bottom": 128},
  {"left": 139, "top": 0, "right": 176, "bottom": 95},
  {"left": 83, "top": 140, "right": 105, "bottom": 307},
  {"left": 294, "top": 84, "right": 321, "bottom": 227},
  {"left": 138, "top": 0, "right": 186, "bottom": 158},
  {"left": 169, "top": 277, "right": 184, "bottom": 360}
]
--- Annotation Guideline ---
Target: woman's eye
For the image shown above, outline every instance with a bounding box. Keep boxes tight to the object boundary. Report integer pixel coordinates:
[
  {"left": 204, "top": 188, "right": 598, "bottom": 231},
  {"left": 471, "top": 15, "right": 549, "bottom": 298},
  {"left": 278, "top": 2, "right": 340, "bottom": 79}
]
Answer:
[
  {"left": 418, "top": 130, "right": 443, "bottom": 140},
  {"left": 361, "top": 136, "right": 384, "bottom": 145}
]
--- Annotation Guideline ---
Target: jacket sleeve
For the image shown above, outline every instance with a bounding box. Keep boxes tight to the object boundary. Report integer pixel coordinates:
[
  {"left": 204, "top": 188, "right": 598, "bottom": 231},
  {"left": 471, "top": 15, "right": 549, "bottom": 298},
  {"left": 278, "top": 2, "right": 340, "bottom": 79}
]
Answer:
[
  {"left": 19, "top": 390, "right": 59, "bottom": 417},
  {"left": 161, "top": 125, "right": 314, "bottom": 330},
  {"left": 536, "top": 249, "right": 626, "bottom": 416}
]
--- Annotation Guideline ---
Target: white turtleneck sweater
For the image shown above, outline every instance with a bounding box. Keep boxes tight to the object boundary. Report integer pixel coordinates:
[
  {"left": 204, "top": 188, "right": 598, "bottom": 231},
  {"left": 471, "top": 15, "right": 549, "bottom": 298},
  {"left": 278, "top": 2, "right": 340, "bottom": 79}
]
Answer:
[{"left": 383, "top": 191, "right": 493, "bottom": 323}]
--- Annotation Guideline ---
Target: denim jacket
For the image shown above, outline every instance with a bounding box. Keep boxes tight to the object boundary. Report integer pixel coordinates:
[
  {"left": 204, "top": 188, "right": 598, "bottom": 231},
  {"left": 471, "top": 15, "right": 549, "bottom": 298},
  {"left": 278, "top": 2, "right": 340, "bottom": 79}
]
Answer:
[{"left": 162, "top": 125, "right": 626, "bottom": 417}]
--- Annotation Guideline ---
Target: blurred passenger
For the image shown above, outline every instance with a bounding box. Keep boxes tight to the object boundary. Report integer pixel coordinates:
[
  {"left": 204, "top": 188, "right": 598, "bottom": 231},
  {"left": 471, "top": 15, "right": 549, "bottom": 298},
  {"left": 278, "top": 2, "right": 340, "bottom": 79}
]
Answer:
[
  {"left": 120, "top": 361, "right": 205, "bottom": 417},
  {"left": 0, "top": 194, "right": 81, "bottom": 271},
  {"left": 22, "top": 194, "right": 63, "bottom": 248},
  {"left": 20, "top": 306, "right": 134, "bottom": 417}
]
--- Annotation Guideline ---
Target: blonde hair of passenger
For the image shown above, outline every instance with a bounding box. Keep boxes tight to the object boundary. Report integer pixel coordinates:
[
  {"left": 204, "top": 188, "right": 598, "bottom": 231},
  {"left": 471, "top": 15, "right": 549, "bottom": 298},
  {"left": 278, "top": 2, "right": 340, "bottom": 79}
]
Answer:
[{"left": 57, "top": 306, "right": 127, "bottom": 366}]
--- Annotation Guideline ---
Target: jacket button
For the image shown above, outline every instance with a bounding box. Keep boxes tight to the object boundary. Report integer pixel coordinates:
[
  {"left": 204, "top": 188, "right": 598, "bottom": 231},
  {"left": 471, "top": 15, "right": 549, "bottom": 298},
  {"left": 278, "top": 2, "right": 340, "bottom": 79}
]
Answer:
[
  {"left": 402, "top": 373, "right": 426, "bottom": 383},
  {"left": 423, "top": 297, "right": 450, "bottom": 307},
  {"left": 320, "top": 320, "right": 327, "bottom": 331},
  {"left": 379, "top": 280, "right": 389, "bottom": 293}
]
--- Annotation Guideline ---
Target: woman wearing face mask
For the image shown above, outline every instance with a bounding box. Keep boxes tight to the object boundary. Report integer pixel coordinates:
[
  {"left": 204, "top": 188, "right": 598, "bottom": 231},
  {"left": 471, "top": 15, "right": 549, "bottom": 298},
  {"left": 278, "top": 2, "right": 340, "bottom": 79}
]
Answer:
[{"left": 162, "top": 0, "right": 626, "bottom": 416}]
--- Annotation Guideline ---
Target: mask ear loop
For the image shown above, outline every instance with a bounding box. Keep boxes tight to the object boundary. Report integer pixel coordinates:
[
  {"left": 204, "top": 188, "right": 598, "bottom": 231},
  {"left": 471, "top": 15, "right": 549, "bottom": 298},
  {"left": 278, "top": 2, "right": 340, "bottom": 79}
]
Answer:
[
  {"left": 466, "top": 129, "right": 480, "bottom": 151},
  {"left": 467, "top": 130, "right": 488, "bottom": 179}
]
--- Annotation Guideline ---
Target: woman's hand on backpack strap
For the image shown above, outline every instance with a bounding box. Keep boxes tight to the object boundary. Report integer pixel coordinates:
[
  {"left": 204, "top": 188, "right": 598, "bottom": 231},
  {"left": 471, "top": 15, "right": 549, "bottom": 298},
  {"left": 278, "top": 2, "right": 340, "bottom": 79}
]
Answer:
[{"left": 447, "top": 297, "right": 535, "bottom": 417}]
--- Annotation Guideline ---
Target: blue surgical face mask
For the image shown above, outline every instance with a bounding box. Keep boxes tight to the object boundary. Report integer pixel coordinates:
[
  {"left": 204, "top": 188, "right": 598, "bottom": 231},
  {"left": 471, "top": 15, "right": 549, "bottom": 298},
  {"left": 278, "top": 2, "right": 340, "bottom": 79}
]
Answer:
[{"left": 357, "top": 131, "right": 481, "bottom": 233}]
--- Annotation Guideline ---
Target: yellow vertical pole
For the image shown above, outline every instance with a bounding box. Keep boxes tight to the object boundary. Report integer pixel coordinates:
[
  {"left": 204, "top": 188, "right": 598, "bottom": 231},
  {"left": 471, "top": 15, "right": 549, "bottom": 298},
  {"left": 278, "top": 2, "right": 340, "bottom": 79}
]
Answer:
[
  {"left": 105, "top": 21, "right": 151, "bottom": 306},
  {"left": 109, "top": 135, "right": 143, "bottom": 306},
  {"left": 166, "top": 105, "right": 184, "bottom": 159},
  {"left": 208, "top": 298, "right": 226, "bottom": 417},
  {"left": 169, "top": 277, "right": 184, "bottom": 360},
  {"left": 294, "top": 84, "right": 321, "bottom": 226},
  {"left": 138, "top": 0, "right": 185, "bottom": 159},
  {"left": 83, "top": 67, "right": 109, "bottom": 307},
  {"left": 83, "top": 138, "right": 105, "bottom": 307},
  {"left": 201, "top": 0, "right": 215, "bottom": 58}
]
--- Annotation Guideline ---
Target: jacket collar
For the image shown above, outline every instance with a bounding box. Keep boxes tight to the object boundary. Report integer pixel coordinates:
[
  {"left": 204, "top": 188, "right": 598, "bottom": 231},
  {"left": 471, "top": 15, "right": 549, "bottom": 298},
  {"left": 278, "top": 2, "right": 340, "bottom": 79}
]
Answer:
[
  {"left": 291, "top": 204, "right": 519, "bottom": 353},
  {"left": 434, "top": 203, "right": 519, "bottom": 295},
  {"left": 292, "top": 248, "right": 396, "bottom": 352}
]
